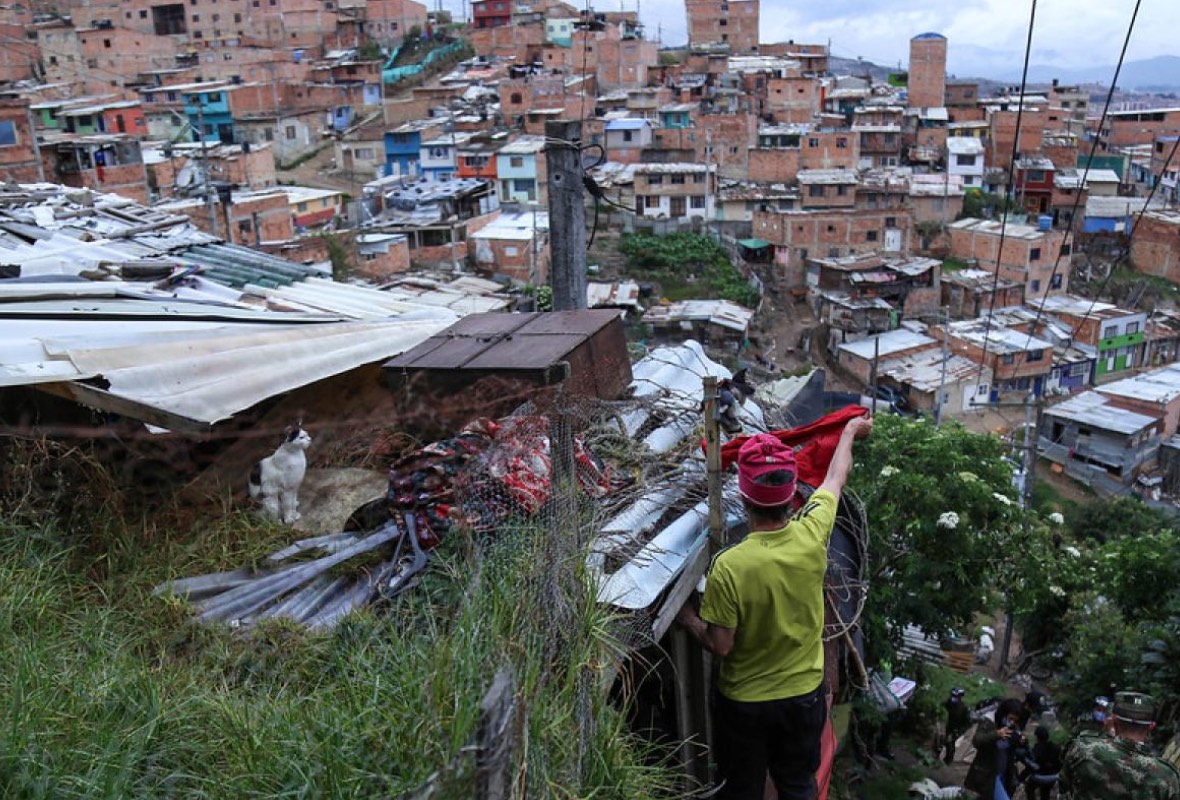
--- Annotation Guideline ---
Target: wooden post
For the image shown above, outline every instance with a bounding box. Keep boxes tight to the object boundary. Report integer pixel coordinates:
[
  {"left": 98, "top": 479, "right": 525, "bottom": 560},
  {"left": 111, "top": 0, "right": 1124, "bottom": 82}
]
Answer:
[
  {"left": 544, "top": 120, "right": 587, "bottom": 311},
  {"left": 703, "top": 375, "right": 724, "bottom": 554},
  {"left": 477, "top": 668, "right": 516, "bottom": 800}
]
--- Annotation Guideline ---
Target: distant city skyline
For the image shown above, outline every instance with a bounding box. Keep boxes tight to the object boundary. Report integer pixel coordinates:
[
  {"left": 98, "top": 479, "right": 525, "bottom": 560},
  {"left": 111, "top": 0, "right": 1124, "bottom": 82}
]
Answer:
[{"left": 439, "top": 0, "right": 1179, "bottom": 78}]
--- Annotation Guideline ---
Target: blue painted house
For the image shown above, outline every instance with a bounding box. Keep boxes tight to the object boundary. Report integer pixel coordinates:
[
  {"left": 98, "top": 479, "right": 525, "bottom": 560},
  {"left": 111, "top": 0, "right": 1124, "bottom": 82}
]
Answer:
[
  {"left": 659, "top": 103, "right": 694, "bottom": 129},
  {"left": 496, "top": 134, "right": 546, "bottom": 205},
  {"left": 383, "top": 119, "right": 441, "bottom": 178},
  {"left": 180, "top": 81, "right": 237, "bottom": 144}
]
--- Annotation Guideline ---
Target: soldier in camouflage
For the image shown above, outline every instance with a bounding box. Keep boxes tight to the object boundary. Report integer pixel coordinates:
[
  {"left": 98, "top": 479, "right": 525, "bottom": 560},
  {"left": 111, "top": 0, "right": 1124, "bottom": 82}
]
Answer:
[{"left": 1059, "top": 692, "right": 1180, "bottom": 800}]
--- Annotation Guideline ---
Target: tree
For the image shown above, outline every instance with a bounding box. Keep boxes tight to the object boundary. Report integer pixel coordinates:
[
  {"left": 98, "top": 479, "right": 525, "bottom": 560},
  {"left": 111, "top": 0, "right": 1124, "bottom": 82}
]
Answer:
[{"left": 847, "top": 416, "right": 1024, "bottom": 664}]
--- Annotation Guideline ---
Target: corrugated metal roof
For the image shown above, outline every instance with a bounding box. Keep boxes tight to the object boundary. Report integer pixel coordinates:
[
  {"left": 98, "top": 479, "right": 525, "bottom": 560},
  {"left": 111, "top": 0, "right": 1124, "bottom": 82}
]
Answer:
[
  {"left": 1043, "top": 391, "right": 1159, "bottom": 435},
  {"left": 838, "top": 329, "right": 937, "bottom": 360},
  {"left": 1097, "top": 362, "right": 1180, "bottom": 405}
]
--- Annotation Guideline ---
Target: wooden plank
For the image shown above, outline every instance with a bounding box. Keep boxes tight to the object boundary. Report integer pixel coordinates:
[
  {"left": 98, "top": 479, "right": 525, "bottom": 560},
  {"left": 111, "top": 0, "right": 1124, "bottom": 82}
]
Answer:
[
  {"left": 476, "top": 668, "right": 516, "bottom": 800},
  {"left": 650, "top": 543, "right": 711, "bottom": 642}
]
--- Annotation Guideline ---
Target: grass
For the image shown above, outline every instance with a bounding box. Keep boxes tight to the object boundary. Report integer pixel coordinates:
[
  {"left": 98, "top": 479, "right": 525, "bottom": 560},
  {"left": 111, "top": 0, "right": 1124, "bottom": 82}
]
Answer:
[{"left": 0, "top": 442, "right": 677, "bottom": 799}]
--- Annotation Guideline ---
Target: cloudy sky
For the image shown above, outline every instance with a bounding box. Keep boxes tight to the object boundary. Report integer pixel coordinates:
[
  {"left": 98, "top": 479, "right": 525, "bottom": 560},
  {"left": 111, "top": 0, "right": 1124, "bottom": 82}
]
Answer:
[{"left": 444, "top": 0, "right": 1178, "bottom": 77}]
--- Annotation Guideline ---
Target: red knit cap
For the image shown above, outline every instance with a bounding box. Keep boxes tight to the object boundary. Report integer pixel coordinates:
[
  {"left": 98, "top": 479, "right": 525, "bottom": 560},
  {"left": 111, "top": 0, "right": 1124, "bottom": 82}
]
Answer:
[{"left": 737, "top": 433, "right": 797, "bottom": 507}]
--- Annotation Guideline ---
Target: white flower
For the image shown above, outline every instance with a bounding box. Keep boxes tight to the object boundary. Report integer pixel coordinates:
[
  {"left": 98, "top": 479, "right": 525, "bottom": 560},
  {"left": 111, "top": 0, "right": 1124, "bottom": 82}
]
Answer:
[
  {"left": 1049, "top": 585, "right": 1066, "bottom": 598},
  {"left": 958, "top": 471, "right": 979, "bottom": 483},
  {"left": 880, "top": 465, "right": 899, "bottom": 477},
  {"left": 937, "top": 511, "right": 960, "bottom": 529},
  {"left": 1064, "top": 545, "right": 1081, "bottom": 558},
  {"left": 1049, "top": 512, "right": 1065, "bottom": 525},
  {"left": 993, "top": 492, "right": 1013, "bottom": 506}
]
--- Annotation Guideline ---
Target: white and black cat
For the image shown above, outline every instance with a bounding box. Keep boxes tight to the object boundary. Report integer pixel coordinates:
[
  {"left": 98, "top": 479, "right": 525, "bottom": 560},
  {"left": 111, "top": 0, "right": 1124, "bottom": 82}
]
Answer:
[{"left": 248, "top": 425, "right": 312, "bottom": 524}]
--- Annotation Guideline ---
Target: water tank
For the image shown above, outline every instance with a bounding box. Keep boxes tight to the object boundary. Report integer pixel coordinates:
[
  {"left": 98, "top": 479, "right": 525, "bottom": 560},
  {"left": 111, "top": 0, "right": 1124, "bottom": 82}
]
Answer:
[{"left": 1037, "top": 214, "right": 1053, "bottom": 231}]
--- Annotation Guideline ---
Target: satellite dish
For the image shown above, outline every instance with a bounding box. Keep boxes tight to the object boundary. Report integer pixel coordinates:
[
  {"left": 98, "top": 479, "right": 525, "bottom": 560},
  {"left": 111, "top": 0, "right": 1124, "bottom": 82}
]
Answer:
[{"left": 175, "top": 162, "right": 196, "bottom": 188}]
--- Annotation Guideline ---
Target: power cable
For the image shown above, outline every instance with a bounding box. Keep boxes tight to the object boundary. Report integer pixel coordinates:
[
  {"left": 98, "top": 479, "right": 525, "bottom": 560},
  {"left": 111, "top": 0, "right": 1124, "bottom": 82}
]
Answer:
[
  {"left": 1004, "top": 0, "right": 1143, "bottom": 383},
  {"left": 971, "top": 0, "right": 1039, "bottom": 393},
  {"left": 1041, "top": 133, "right": 1180, "bottom": 378}
]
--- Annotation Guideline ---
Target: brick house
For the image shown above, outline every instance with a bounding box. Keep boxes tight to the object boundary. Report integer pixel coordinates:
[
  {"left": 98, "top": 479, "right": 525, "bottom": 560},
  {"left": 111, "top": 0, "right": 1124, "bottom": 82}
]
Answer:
[
  {"left": 948, "top": 217, "right": 1071, "bottom": 300},
  {"left": 835, "top": 328, "right": 938, "bottom": 385},
  {"left": 945, "top": 317, "right": 1054, "bottom": 398},
  {"left": 685, "top": 0, "right": 759, "bottom": 53},
  {"left": 1131, "top": 210, "right": 1180, "bottom": 283},
  {"left": 0, "top": 98, "right": 44, "bottom": 183},
  {"left": 633, "top": 163, "right": 715, "bottom": 220},
  {"left": 753, "top": 206, "right": 914, "bottom": 288}
]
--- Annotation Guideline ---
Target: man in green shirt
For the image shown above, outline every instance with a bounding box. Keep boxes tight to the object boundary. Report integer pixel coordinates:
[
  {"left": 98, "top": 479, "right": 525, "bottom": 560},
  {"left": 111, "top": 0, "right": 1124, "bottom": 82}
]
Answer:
[
  {"left": 1059, "top": 692, "right": 1180, "bottom": 800},
  {"left": 677, "top": 415, "right": 873, "bottom": 800}
]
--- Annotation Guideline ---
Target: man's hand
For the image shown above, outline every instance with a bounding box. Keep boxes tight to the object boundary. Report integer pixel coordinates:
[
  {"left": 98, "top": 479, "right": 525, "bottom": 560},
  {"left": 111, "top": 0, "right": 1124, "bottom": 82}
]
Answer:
[
  {"left": 845, "top": 414, "right": 873, "bottom": 440},
  {"left": 675, "top": 601, "right": 698, "bottom": 629}
]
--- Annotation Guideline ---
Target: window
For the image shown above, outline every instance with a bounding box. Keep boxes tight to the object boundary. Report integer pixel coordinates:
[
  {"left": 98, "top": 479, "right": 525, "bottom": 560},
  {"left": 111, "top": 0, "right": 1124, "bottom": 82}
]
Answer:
[
  {"left": 622, "top": 130, "right": 633, "bottom": 142},
  {"left": 238, "top": 219, "right": 252, "bottom": 236},
  {"left": 355, "top": 147, "right": 374, "bottom": 160},
  {"left": 1061, "top": 243, "right": 1071, "bottom": 256},
  {"left": 670, "top": 174, "right": 685, "bottom": 184},
  {"left": 693, "top": 173, "right": 705, "bottom": 183},
  {"left": 1027, "top": 169, "right": 1045, "bottom": 182},
  {"left": 1029, "top": 247, "right": 1041, "bottom": 261},
  {"left": 808, "top": 137, "right": 819, "bottom": 148},
  {"left": 104, "top": 38, "right": 112, "bottom": 47},
  {"left": 691, "top": 195, "right": 705, "bottom": 209},
  {"left": 212, "top": 13, "right": 220, "bottom": 20},
  {"left": 866, "top": 230, "right": 878, "bottom": 242},
  {"left": 510, "top": 92, "right": 522, "bottom": 104},
  {"left": 509, "top": 156, "right": 523, "bottom": 168},
  {"left": 1031, "top": 279, "right": 1040, "bottom": 292},
  {"left": 87, "top": 58, "right": 99, "bottom": 68},
  {"left": 1126, "top": 321, "right": 1140, "bottom": 335},
  {"left": 955, "top": 154, "right": 975, "bottom": 166},
  {"left": 647, "top": 174, "right": 662, "bottom": 184},
  {"left": 885, "top": 216, "right": 896, "bottom": 227},
  {"left": 836, "top": 185, "right": 848, "bottom": 196},
  {"left": 808, "top": 185, "right": 824, "bottom": 197},
  {"left": 0, "top": 120, "right": 17, "bottom": 147},
  {"left": 1103, "top": 325, "right": 1117, "bottom": 339},
  {"left": 1050, "top": 274, "right": 1062, "bottom": 289},
  {"left": 285, "top": 125, "right": 296, "bottom": 140},
  {"left": 296, "top": 202, "right": 308, "bottom": 212},
  {"left": 1027, "top": 349, "right": 1044, "bottom": 362},
  {"left": 140, "top": 9, "right": 147, "bottom": 17},
  {"left": 1002, "top": 353, "right": 1015, "bottom": 365},
  {"left": 192, "top": 13, "right": 199, "bottom": 20},
  {"left": 234, "top": 12, "right": 241, "bottom": 21},
  {"left": 719, "top": 18, "right": 727, "bottom": 26},
  {"left": 836, "top": 137, "right": 847, "bottom": 148}
]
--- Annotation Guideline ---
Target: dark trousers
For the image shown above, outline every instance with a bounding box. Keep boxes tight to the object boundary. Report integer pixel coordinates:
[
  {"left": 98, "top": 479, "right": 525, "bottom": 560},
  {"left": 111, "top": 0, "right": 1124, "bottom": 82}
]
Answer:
[{"left": 714, "top": 684, "right": 827, "bottom": 800}]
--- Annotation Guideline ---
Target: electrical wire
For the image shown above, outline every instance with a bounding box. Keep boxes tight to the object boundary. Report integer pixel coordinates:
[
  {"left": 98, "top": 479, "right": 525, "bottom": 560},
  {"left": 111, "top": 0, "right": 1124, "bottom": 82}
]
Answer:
[
  {"left": 972, "top": 0, "right": 1039, "bottom": 393},
  {"left": 1003, "top": 0, "right": 1143, "bottom": 383},
  {"left": 1041, "top": 133, "right": 1180, "bottom": 377}
]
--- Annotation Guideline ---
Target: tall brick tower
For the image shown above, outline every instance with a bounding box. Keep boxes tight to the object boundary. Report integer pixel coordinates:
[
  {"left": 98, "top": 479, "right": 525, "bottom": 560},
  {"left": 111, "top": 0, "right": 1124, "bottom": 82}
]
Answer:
[
  {"left": 908, "top": 32, "right": 947, "bottom": 109},
  {"left": 686, "top": 0, "right": 760, "bottom": 54}
]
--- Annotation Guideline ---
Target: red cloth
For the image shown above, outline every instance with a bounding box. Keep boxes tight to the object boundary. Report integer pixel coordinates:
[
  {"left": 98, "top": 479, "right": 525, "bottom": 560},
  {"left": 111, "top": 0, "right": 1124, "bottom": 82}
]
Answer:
[
  {"left": 713, "top": 405, "right": 869, "bottom": 490},
  {"left": 816, "top": 705, "right": 836, "bottom": 800}
]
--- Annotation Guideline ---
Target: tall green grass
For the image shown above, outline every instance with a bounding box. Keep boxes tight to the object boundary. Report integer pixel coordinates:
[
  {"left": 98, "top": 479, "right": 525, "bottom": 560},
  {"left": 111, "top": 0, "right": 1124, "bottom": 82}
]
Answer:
[{"left": 0, "top": 478, "right": 676, "bottom": 798}]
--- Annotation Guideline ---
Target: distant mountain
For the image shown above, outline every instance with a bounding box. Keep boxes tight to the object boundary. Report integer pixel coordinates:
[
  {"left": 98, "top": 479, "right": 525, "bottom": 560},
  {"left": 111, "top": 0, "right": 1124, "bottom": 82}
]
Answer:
[{"left": 1013, "top": 56, "right": 1180, "bottom": 91}]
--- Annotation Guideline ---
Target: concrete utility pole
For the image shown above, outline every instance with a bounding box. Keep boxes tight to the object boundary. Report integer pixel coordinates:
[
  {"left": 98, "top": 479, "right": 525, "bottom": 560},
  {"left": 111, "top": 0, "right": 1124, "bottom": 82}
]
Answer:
[
  {"left": 196, "top": 103, "right": 218, "bottom": 238},
  {"left": 998, "top": 389, "right": 1039, "bottom": 676},
  {"left": 544, "top": 120, "right": 587, "bottom": 310},
  {"left": 935, "top": 307, "right": 950, "bottom": 425}
]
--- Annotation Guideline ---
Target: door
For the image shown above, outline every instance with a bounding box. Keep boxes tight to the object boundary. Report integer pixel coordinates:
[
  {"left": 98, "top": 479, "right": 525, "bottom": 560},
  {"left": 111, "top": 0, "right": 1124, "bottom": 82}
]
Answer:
[
  {"left": 670, "top": 196, "right": 687, "bottom": 217},
  {"left": 884, "top": 228, "right": 902, "bottom": 251}
]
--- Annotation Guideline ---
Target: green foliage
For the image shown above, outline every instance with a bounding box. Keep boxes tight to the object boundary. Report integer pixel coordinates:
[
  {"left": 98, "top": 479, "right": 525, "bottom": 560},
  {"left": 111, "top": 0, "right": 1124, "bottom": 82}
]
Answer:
[
  {"left": 619, "top": 233, "right": 759, "bottom": 308},
  {"left": 321, "top": 232, "right": 353, "bottom": 282},
  {"left": 957, "top": 192, "right": 1016, "bottom": 221},
  {"left": 535, "top": 284, "right": 553, "bottom": 312},
  {"left": 848, "top": 416, "right": 1024, "bottom": 664},
  {"left": 1064, "top": 495, "right": 1171, "bottom": 543},
  {"left": 1007, "top": 498, "right": 1180, "bottom": 722},
  {"left": 356, "top": 39, "right": 383, "bottom": 61}
]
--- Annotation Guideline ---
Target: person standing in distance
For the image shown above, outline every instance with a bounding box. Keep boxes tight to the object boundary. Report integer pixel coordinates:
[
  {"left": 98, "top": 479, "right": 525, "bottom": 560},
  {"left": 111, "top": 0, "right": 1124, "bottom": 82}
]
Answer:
[
  {"left": 676, "top": 414, "right": 874, "bottom": 800},
  {"left": 1059, "top": 692, "right": 1180, "bottom": 800}
]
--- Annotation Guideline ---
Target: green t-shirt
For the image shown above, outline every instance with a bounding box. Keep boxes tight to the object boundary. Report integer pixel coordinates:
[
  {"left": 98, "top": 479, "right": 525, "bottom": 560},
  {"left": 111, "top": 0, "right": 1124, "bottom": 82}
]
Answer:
[{"left": 699, "top": 488, "right": 836, "bottom": 702}]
